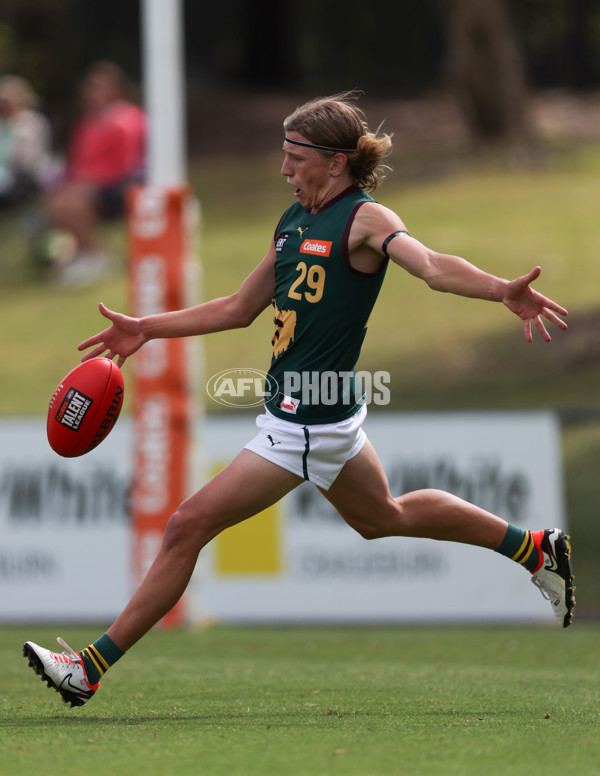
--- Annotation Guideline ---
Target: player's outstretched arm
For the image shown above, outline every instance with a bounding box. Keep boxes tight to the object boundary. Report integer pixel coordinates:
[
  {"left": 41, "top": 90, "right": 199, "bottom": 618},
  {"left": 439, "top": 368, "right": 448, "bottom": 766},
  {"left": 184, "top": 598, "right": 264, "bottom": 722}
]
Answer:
[
  {"left": 398, "top": 241, "right": 569, "bottom": 342},
  {"left": 359, "top": 206, "right": 568, "bottom": 343},
  {"left": 79, "top": 246, "right": 277, "bottom": 365}
]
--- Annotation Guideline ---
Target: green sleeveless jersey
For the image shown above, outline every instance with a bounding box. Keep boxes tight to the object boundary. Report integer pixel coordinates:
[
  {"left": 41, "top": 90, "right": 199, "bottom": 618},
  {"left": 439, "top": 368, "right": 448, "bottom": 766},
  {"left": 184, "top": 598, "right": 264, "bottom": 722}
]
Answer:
[{"left": 265, "top": 186, "right": 388, "bottom": 424}]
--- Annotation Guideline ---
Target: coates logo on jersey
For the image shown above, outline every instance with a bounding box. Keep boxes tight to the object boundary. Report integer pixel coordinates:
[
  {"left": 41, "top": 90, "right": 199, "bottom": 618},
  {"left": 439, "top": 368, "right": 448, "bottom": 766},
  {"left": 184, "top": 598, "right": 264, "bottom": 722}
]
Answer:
[{"left": 300, "top": 239, "right": 332, "bottom": 257}]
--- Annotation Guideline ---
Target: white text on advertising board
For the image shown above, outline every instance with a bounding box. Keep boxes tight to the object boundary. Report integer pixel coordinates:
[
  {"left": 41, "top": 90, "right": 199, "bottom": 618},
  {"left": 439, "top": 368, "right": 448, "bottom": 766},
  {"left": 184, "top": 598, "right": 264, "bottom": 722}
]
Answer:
[
  {"left": 135, "top": 255, "right": 168, "bottom": 378},
  {"left": 135, "top": 395, "right": 170, "bottom": 514}
]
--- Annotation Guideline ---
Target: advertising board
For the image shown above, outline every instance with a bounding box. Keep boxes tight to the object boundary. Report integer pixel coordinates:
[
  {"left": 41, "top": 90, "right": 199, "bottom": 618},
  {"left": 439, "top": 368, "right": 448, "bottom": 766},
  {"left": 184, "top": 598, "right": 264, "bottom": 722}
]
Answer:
[{"left": 0, "top": 411, "right": 564, "bottom": 624}]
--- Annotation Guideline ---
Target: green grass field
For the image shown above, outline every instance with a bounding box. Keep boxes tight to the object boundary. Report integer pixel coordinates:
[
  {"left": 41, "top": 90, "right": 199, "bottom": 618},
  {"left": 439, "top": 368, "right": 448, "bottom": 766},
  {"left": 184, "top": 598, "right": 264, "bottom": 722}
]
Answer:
[{"left": 3, "top": 624, "right": 599, "bottom": 776}]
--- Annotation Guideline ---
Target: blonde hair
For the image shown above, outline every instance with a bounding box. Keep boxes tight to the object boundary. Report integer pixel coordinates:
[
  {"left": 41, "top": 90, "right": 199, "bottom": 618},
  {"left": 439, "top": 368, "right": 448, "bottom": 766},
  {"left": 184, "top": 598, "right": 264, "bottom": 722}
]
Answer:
[{"left": 283, "top": 90, "right": 392, "bottom": 192}]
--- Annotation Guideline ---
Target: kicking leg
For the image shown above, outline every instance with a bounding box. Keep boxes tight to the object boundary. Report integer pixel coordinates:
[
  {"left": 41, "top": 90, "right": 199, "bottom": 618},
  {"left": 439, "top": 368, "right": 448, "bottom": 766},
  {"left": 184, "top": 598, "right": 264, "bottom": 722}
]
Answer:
[
  {"left": 319, "top": 440, "right": 575, "bottom": 627},
  {"left": 320, "top": 439, "right": 508, "bottom": 547}
]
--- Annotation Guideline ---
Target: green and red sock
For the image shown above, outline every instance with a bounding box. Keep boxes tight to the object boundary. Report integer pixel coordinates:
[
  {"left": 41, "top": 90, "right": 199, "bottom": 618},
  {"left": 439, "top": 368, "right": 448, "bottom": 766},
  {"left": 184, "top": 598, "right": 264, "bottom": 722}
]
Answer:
[
  {"left": 495, "top": 525, "right": 545, "bottom": 573},
  {"left": 79, "top": 633, "right": 125, "bottom": 684}
]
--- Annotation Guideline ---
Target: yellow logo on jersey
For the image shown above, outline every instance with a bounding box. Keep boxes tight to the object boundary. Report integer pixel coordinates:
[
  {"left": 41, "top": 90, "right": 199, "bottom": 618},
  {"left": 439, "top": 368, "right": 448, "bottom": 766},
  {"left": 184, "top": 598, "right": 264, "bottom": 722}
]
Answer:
[{"left": 272, "top": 300, "right": 297, "bottom": 358}]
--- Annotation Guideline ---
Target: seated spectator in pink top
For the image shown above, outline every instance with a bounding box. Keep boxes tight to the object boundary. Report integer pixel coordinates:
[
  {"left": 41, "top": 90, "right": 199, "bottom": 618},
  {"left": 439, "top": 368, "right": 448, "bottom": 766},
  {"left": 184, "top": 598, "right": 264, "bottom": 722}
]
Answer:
[{"left": 44, "top": 61, "right": 146, "bottom": 285}]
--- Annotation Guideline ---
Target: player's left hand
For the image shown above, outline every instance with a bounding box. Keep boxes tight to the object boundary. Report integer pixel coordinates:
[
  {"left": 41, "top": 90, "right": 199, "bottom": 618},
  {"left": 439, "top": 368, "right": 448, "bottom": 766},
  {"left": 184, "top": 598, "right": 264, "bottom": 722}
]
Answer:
[{"left": 503, "top": 266, "right": 568, "bottom": 342}]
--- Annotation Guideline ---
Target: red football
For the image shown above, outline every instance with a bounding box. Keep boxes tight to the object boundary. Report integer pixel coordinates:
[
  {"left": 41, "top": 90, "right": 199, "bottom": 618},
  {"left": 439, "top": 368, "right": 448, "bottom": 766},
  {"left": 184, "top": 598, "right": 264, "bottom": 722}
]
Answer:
[{"left": 47, "top": 358, "right": 124, "bottom": 457}]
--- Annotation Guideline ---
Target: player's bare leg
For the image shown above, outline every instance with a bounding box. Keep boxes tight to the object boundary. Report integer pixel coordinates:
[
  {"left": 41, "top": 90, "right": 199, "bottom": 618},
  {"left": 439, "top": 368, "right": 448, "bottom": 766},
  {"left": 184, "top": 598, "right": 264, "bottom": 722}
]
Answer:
[
  {"left": 108, "top": 450, "right": 302, "bottom": 651},
  {"left": 320, "top": 439, "right": 508, "bottom": 546},
  {"left": 320, "top": 439, "right": 575, "bottom": 626},
  {"left": 23, "top": 451, "right": 302, "bottom": 705}
]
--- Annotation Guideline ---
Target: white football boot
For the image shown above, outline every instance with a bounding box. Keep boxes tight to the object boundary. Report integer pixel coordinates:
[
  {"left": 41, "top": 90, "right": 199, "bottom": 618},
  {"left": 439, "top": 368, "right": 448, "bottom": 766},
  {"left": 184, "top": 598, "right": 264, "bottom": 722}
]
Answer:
[
  {"left": 23, "top": 637, "right": 99, "bottom": 707},
  {"left": 531, "top": 528, "right": 576, "bottom": 628}
]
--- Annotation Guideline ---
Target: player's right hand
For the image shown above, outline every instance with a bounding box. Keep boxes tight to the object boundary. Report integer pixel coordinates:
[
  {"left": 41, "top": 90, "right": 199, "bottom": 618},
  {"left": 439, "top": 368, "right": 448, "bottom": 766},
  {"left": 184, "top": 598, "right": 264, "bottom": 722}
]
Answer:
[{"left": 78, "top": 302, "right": 147, "bottom": 367}]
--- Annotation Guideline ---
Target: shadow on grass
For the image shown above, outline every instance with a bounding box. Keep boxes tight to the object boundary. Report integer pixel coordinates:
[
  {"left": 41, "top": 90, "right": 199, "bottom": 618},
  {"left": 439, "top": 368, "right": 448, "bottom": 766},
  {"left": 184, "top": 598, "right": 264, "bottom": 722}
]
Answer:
[
  {"left": 0, "top": 713, "right": 211, "bottom": 726},
  {"left": 2, "top": 705, "right": 527, "bottom": 729}
]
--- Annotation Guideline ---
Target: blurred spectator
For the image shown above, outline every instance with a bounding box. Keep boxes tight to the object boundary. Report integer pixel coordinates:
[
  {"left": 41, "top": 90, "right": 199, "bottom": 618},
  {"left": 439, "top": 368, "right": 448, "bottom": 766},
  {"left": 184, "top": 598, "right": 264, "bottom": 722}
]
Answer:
[
  {"left": 43, "top": 61, "right": 146, "bottom": 286},
  {"left": 0, "top": 75, "right": 51, "bottom": 210}
]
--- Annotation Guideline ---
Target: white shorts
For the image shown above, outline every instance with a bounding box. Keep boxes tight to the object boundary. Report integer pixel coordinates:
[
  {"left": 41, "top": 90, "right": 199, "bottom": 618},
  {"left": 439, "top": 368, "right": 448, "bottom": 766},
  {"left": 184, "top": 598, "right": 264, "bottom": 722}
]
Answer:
[{"left": 244, "top": 404, "right": 368, "bottom": 490}]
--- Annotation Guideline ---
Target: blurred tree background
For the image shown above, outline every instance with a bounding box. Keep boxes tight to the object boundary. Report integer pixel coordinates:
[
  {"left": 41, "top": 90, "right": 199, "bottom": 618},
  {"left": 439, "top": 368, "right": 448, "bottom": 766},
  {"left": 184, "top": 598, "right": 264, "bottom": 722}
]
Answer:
[{"left": 1, "top": 0, "right": 599, "bottom": 151}]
